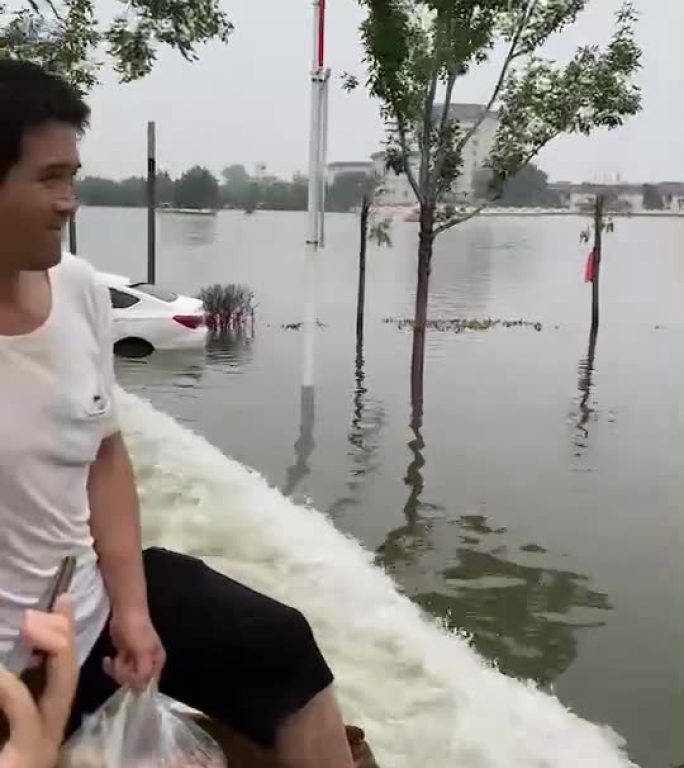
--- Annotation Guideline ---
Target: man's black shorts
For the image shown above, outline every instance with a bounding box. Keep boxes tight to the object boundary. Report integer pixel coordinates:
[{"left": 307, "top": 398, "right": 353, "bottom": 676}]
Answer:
[{"left": 67, "top": 547, "right": 334, "bottom": 748}]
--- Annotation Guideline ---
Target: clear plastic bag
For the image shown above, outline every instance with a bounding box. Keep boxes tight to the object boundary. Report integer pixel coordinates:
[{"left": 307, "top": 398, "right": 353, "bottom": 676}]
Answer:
[{"left": 59, "top": 684, "right": 227, "bottom": 768}]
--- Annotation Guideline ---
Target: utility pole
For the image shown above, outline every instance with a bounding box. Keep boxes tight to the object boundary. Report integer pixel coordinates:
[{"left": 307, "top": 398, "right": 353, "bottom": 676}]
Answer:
[{"left": 147, "top": 121, "right": 157, "bottom": 284}]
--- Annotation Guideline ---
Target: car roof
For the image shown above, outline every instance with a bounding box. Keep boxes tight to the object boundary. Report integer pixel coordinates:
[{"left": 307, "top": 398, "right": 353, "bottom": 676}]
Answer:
[
  {"left": 100, "top": 276, "right": 203, "bottom": 312},
  {"left": 96, "top": 271, "right": 132, "bottom": 287}
]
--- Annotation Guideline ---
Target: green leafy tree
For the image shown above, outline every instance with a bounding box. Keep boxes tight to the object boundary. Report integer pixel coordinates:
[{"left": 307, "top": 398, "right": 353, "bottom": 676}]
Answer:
[
  {"left": 155, "top": 170, "right": 175, "bottom": 205},
  {"left": 326, "top": 171, "right": 376, "bottom": 213},
  {"left": 0, "top": 0, "right": 232, "bottom": 90},
  {"left": 474, "top": 163, "right": 560, "bottom": 208},
  {"left": 349, "top": 0, "right": 642, "bottom": 417},
  {"left": 77, "top": 175, "right": 145, "bottom": 206},
  {"left": 221, "top": 164, "right": 251, "bottom": 191},
  {"left": 642, "top": 184, "right": 664, "bottom": 211},
  {"left": 258, "top": 177, "right": 307, "bottom": 211},
  {"left": 174, "top": 166, "right": 219, "bottom": 210}
]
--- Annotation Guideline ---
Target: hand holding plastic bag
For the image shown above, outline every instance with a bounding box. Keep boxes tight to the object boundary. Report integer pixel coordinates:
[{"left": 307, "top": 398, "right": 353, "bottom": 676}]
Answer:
[{"left": 59, "top": 684, "right": 227, "bottom": 768}]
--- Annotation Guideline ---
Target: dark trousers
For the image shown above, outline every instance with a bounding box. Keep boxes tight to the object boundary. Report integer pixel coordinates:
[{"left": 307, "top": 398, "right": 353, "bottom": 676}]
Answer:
[{"left": 68, "top": 548, "right": 334, "bottom": 748}]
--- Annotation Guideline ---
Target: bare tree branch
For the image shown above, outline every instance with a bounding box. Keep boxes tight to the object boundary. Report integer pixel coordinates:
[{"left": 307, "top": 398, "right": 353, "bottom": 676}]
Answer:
[
  {"left": 455, "top": 0, "right": 538, "bottom": 156},
  {"left": 396, "top": 114, "right": 423, "bottom": 204},
  {"left": 434, "top": 201, "right": 490, "bottom": 235},
  {"left": 45, "top": 0, "right": 64, "bottom": 22},
  {"left": 25, "top": 0, "right": 64, "bottom": 22},
  {"left": 433, "top": 138, "right": 557, "bottom": 237}
]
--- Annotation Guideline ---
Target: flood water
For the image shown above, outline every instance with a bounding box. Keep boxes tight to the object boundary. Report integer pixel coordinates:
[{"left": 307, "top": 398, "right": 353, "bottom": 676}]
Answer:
[{"left": 79, "top": 208, "right": 682, "bottom": 768}]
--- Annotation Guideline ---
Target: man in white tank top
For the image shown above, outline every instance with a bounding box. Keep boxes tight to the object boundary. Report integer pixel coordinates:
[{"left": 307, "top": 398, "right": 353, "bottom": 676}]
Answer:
[
  {"left": 0, "top": 61, "right": 366, "bottom": 768},
  {"left": 0, "top": 62, "right": 165, "bottom": 688}
]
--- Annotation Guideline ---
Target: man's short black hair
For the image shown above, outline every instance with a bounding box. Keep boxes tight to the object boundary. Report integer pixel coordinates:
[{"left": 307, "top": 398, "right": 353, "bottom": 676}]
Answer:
[{"left": 0, "top": 59, "right": 90, "bottom": 181}]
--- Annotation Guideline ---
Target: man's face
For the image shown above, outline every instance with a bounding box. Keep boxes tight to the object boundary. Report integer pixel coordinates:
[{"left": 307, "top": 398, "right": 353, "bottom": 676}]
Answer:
[{"left": 0, "top": 121, "right": 80, "bottom": 273}]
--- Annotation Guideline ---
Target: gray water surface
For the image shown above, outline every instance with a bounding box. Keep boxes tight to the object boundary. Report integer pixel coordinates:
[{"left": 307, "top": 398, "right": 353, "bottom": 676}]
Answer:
[{"left": 80, "top": 208, "right": 682, "bottom": 768}]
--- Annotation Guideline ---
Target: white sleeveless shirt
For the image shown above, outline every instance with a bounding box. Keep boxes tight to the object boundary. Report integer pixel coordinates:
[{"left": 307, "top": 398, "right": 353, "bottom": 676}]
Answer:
[{"left": 0, "top": 254, "right": 114, "bottom": 663}]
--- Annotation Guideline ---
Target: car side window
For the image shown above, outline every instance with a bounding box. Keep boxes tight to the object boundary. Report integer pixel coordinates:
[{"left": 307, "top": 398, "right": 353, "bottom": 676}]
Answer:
[{"left": 109, "top": 288, "right": 140, "bottom": 309}]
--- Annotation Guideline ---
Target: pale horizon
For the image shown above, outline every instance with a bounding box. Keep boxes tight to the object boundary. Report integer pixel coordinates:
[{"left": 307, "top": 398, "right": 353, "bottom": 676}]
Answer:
[{"left": 78, "top": 0, "right": 683, "bottom": 186}]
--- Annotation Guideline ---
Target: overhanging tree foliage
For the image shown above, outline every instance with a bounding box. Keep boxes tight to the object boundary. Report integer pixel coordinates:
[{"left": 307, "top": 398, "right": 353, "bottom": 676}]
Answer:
[
  {"left": 350, "top": 0, "right": 641, "bottom": 418},
  {"left": 0, "top": 0, "right": 232, "bottom": 90}
]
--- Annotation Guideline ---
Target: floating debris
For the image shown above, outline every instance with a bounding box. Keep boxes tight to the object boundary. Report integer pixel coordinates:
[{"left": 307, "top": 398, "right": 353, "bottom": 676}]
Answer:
[
  {"left": 281, "top": 320, "right": 328, "bottom": 331},
  {"left": 520, "top": 543, "right": 547, "bottom": 554},
  {"left": 383, "top": 317, "right": 543, "bottom": 333}
]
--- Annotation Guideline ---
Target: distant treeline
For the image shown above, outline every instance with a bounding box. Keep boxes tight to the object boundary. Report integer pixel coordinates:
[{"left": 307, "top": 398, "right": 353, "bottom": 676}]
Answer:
[
  {"left": 76, "top": 164, "right": 374, "bottom": 213},
  {"left": 77, "top": 162, "right": 568, "bottom": 212}
]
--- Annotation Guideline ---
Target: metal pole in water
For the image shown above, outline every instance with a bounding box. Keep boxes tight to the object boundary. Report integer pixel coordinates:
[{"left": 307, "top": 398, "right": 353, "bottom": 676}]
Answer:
[
  {"left": 147, "top": 121, "right": 157, "bottom": 285},
  {"left": 67, "top": 215, "right": 77, "bottom": 255},
  {"left": 318, "top": 73, "right": 330, "bottom": 249},
  {"left": 303, "top": 0, "right": 328, "bottom": 389},
  {"left": 591, "top": 194, "right": 604, "bottom": 336},
  {"left": 357, "top": 194, "right": 370, "bottom": 347}
]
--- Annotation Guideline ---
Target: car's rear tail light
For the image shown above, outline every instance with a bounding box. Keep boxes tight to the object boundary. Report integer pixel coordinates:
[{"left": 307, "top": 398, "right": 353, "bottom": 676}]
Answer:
[{"left": 173, "top": 314, "right": 205, "bottom": 330}]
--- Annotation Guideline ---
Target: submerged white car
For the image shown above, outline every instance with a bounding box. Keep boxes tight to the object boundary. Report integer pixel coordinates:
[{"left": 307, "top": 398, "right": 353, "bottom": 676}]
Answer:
[{"left": 96, "top": 272, "right": 207, "bottom": 356}]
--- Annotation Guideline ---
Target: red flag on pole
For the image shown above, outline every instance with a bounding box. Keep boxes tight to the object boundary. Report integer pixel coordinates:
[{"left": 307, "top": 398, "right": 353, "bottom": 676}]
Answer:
[
  {"left": 584, "top": 248, "right": 596, "bottom": 283},
  {"left": 318, "top": 0, "right": 326, "bottom": 67}
]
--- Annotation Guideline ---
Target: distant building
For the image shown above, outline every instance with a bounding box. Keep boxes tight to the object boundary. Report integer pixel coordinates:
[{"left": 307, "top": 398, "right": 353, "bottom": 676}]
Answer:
[
  {"left": 371, "top": 150, "right": 416, "bottom": 206},
  {"left": 326, "top": 161, "right": 375, "bottom": 185},
  {"left": 551, "top": 182, "right": 644, "bottom": 212},
  {"left": 372, "top": 103, "right": 499, "bottom": 206},
  {"left": 550, "top": 181, "right": 684, "bottom": 213},
  {"left": 656, "top": 182, "right": 684, "bottom": 211}
]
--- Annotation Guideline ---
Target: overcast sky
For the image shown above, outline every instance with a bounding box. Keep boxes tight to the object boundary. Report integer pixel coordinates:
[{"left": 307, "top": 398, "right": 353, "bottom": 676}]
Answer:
[{"left": 80, "top": 0, "right": 683, "bottom": 184}]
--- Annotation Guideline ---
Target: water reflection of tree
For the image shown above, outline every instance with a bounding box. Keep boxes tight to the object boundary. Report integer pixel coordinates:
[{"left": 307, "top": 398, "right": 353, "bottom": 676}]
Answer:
[
  {"left": 403, "top": 419, "right": 426, "bottom": 527},
  {"left": 160, "top": 212, "right": 217, "bottom": 247},
  {"left": 574, "top": 327, "right": 599, "bottom": 452},
  {"left": 376, "top": 417, "right": 443, "bottom": 567},
  {"left": 283, "top": 385, "right": 315, "bottom": 498},
  {"left": 415, "top": 548, "right": 612, "bottom": 685},
  {"left": 377, "top": 409, "right": 613, "bottom": 687},
  {"left": 205, "top": 329, "right": 254, "bottom": 369},
  {"left": 114, "top": 351, "right": 205, "bottom": 391},
  {"left": 327, "top": 341, "right": 385, "bottom": 516}
]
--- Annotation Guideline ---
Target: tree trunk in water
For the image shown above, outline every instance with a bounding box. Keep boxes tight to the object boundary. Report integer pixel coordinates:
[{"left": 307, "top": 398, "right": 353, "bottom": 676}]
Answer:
[
  {"left": 591, "top": 195, "right": 604, "bottom": 336},
  {"left": 411, "top": 204, "right": 434, "bottom": 422},
  {"left": 357, "top": 194, "right": 370, "bottom": 347}
]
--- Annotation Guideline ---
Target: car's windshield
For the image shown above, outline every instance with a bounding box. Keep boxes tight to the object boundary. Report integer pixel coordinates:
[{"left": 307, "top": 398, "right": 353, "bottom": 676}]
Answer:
[{"left": 129, "top": 283, "right": 179, "bottom": 302}]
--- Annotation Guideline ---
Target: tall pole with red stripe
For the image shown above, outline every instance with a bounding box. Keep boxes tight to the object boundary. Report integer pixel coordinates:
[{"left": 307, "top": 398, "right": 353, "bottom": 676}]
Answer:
[{"left": 303, "top": 0, "right": 330, "bottom": 389}]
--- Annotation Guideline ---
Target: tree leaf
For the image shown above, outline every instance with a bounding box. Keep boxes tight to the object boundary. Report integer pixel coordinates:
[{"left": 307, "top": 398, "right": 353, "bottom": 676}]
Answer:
[
  {"left": 356, "top": 0, "right": 641, "bottom": 242},
  {"left": 0, "top": 0, "right": 232, "bottom": 89}
]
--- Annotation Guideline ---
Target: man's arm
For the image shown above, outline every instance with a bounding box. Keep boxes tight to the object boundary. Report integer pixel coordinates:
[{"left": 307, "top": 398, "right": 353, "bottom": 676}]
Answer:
[
  {"left": 88, "top": 431, "right": 165, "bottom": 688},
  {"left": 88, "top": 431, "right": 148, "bottom": 618},
  {"left": 86, "top": 269, "right": 164, "bottom": 687}
]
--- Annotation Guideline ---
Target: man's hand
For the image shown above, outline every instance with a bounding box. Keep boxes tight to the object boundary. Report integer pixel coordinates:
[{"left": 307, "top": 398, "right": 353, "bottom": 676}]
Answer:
[
  {"left": 104, "top": 609, "right": 166, "bottom": 691},
  {"left": 0, "top": 596, "right": 78, "bottom": 768},
  {"left": 88, "top": 434, "right": 165, "bottom": 690}
]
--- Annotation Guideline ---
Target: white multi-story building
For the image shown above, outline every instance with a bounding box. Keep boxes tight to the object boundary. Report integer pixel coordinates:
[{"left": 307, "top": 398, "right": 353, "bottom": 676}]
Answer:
[{"left": 372, "top": 103, "right": 499, "bottom": 206}]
